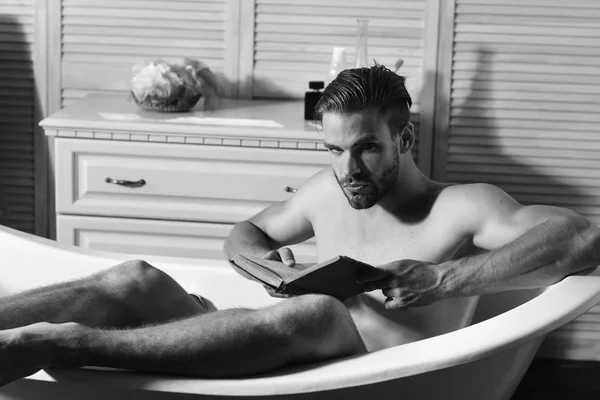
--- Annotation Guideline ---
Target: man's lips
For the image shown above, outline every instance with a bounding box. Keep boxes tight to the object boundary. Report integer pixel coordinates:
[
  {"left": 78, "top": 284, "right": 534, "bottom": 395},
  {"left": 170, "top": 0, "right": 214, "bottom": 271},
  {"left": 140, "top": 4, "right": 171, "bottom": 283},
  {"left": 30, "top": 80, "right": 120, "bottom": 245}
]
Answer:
[{"left": 344, "top": 184, "right": 369, "bottom": 193}]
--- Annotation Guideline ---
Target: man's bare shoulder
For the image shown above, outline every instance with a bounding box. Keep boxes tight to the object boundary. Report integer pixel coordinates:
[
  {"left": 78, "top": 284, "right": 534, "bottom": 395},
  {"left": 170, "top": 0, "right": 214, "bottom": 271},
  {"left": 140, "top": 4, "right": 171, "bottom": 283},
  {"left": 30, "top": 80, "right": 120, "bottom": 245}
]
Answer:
[
  {"left": 296, "top": 168, "right": 335, "bottom": 195},
  {"left": 438, "top": 182, "right": 515, "bottom": 206},
  {"left": 292, "top": 167, "right": 338, "bottom": 212},
  {"left": 248, "top": 168, "right": 336, "bottom": 243},
  {"left": 434, "top": 182, "right": 519, "bottom": 232}
]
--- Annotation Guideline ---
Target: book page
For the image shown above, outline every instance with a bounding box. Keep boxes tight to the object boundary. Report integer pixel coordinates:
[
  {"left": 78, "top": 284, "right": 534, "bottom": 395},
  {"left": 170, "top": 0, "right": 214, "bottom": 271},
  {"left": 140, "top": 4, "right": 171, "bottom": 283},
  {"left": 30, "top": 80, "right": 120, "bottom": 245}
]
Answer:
[
  {"left": 230, "top": 255, "right": 283, "bottom": 288},
  {"left": 241, "top": 255, "right": 307, "bottom": 280}
]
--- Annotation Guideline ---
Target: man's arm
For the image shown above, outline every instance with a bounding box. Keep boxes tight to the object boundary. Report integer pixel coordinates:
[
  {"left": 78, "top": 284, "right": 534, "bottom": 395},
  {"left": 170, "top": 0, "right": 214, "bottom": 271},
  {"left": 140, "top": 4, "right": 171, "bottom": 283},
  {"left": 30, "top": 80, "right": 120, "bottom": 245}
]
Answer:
[
  {"left": 440, "top": 184, "right": 600, "bottom": 297},
  {"left": 223, "top": 171, "right": 321, "bottom": 264},
  {"left": 359, "top": 183, "right": 600, "bottom": 309}
]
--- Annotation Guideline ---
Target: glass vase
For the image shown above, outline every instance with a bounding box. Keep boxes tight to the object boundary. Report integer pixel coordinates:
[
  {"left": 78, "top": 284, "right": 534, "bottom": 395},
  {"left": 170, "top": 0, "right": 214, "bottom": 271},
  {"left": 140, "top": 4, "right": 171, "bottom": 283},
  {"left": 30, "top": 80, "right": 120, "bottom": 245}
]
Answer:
[{"left": 355, "top": 19, "right": 369, "bottom": 68}]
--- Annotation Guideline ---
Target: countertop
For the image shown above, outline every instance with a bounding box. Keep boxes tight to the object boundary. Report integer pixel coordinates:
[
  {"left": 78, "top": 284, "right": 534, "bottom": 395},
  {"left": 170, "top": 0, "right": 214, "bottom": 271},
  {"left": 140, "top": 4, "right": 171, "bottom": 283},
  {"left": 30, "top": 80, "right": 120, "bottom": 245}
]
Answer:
[{"left": 41, "top": 94, "right": 325, "bottom": 142}]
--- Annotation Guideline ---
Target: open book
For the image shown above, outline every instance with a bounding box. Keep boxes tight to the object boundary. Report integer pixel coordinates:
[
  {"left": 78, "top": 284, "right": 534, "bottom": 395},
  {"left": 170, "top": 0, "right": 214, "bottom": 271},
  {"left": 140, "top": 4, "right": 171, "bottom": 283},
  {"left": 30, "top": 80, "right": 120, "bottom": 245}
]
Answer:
[{"left": 230, "top": 254, "right": 376, "bottom": 300}]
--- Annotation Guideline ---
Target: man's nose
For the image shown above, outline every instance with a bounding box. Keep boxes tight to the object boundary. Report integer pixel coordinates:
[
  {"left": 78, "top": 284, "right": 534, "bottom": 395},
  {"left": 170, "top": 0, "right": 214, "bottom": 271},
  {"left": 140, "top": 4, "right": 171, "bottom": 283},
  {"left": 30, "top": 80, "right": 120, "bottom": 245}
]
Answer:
[{"left": 341, "top": 153, "right": 361, "bottom": 178}]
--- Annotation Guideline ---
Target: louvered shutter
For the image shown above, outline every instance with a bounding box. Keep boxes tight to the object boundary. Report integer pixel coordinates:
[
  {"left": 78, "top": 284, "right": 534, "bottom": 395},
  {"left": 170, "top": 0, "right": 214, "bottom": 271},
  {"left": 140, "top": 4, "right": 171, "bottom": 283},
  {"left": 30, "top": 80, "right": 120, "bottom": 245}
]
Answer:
[
  {"left": 437, "top": 0, "right": 600, "bottom": 360},
  {"left": 440, "top": 0, "right": 600, "bottom": 225},
  {"left": 0, "top": 0, "right": 36, "bottom": 234},
  {"left": 60, "top": 0, "right": 228, "bottom": 106},
  {"left": 252, "top": 0, "right": 426, "bottom": 164}
]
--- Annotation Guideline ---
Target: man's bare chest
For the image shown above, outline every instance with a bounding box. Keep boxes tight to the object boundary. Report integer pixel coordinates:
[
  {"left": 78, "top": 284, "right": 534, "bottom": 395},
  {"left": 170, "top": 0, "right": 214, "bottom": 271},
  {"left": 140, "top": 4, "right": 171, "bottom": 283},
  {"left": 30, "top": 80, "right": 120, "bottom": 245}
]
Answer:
[{"left": 313, "top": 212, "right": 467, "bottom": 267}]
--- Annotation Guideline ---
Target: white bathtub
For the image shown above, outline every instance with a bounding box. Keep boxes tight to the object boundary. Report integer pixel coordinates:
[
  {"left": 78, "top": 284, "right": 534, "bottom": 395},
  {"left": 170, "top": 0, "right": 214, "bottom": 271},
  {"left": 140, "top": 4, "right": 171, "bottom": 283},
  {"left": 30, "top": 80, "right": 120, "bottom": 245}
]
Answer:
[{"left": 1, "top": 224, "right": 599, "bottom": 400}]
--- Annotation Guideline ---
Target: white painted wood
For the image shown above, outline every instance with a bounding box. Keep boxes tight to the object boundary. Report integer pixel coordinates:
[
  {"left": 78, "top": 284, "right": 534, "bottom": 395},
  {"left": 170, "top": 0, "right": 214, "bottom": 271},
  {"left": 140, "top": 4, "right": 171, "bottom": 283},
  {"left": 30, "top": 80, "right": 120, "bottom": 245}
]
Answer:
[
  {"left": 0, "top": 1, "right": 37, "bottom": 234},
  {"left": 33, "top": 0, "right": 47, "bottom": 117},
  {"left": 57, "top": 214, "right": 318, "bottom": 263},
  {"left": 41, "top": 93, "right": 328, "bottom": 142},
  {"left": 46, "top": 0, "right": 62, "bottom": 114},
  {"left": 435, "top": 0, "right": 600, "bottom": 360},
  {"left": 47, "top": 134, "right": 57, "bottom": 239},
  {"left": 33, "top": 0, "right": 48, "bottom": 237},
  {"left": 252, "top": 0, "right": 426, "bottom": 100},
  {"left": 417, "top": 0, "right": 440, "bottom": 178},
  {"left": 440, "top": 0, "right": 600, "bottom": 226},
  {"left": 239, "top": 0, "right": 427, "bottom": 170},
  {"left": 43, "top": 95, "right": 327, "bottom": 264},
  {"left": 59, "top": 0, "right": 228, "bottom": 106},
  {"left": 224, "top": 0, "right": 240, "bottom": 97},
  {"left": 55, "top": 138, "right": 329, "bottom": 223},
  {"left": 237, "top": 0, "right": 255, "bottom": 99},
  {"left": 431, "top": 0, "right": 454, "bottom": 182}
]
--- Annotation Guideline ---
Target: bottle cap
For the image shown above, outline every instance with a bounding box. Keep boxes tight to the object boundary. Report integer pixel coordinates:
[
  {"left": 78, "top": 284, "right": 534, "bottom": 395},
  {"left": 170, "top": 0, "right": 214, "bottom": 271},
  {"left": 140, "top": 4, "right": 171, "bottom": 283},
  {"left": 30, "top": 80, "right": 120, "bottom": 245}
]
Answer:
[{"left": 309, "top": 81, "right": 325, "bottom": 90}]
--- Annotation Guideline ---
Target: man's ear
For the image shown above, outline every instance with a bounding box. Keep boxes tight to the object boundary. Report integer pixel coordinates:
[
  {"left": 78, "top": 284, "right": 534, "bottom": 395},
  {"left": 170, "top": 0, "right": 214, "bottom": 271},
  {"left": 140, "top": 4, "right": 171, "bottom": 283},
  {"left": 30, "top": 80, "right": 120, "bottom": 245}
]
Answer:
[{"left": 398, "top": 122, "right": 415, "bottom": 153}]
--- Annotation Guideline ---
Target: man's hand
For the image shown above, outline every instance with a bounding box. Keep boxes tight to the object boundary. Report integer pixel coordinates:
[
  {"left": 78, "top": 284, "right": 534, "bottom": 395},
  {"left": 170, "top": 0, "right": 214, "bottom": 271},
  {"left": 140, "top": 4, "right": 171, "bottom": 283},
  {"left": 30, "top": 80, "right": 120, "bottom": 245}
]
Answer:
[
  {"left": 357, "top": 259, "right": 445, "bottom": 309},
  {"left": 261, "top": 248, "right": 297, "bottom": 298},
  {"left": 262, "top": 247, "right": 296, "bottom": 267}
]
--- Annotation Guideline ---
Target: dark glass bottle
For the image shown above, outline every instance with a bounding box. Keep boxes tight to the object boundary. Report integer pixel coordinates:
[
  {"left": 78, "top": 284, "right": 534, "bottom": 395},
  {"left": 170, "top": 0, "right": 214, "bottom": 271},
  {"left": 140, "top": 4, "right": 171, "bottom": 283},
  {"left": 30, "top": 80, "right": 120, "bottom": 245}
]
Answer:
[{"left": 304, "top": 81, "right": 324, "bottom": 120}]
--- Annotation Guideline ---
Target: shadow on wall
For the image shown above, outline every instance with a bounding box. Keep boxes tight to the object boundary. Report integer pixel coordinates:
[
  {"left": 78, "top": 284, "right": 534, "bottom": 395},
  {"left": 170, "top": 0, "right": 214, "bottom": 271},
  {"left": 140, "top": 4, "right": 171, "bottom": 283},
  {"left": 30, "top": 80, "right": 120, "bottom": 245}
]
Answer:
[
  {"left": 240, "top": 75, "right": 303, "bottom": 100},
  {"left": 444, "top": 48, "right": 591, "bottom": 210},
  {"left": 0, "top": 14, "right": 38, "bottom": 233}
]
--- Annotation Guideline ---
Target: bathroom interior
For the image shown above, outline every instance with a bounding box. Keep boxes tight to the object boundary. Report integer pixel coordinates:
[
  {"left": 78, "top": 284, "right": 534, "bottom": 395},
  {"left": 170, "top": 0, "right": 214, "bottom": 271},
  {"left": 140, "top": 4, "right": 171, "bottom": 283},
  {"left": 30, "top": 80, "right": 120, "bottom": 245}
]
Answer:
[{"left": 1, "top": 0, "right": 600, "bottom": 398}]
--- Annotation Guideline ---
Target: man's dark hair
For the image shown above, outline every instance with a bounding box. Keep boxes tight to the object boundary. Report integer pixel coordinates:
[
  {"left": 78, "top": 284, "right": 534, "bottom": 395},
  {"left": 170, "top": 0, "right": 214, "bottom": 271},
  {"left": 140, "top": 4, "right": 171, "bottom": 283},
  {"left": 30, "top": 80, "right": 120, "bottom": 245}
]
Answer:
[{"left": 314, "top": 65, "right": 412, "bottom": 134}]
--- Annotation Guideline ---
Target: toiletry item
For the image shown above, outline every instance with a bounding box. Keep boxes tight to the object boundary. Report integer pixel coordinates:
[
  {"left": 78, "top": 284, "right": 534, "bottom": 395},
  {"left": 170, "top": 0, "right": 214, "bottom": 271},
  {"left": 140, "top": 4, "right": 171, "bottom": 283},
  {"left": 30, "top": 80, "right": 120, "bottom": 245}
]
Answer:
[
  {"left": 304, "top": 81, "right": 324, "bottom": 121},
  {"left": 394, "top": 59, "right": 404, "bottom": 73},
  {"left": 355, "top": 19, "right": 369, "bottom": 68},
  {"left": 329, "top": 47, "right": 348, "bottom": 84}
]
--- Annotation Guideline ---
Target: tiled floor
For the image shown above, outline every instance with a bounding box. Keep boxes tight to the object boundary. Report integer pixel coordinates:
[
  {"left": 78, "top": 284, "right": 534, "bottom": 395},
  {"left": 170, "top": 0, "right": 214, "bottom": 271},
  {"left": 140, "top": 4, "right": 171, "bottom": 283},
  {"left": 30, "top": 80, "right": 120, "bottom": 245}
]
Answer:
[{"left": 512, "top": 359, "right": 600, "bottom": 399}]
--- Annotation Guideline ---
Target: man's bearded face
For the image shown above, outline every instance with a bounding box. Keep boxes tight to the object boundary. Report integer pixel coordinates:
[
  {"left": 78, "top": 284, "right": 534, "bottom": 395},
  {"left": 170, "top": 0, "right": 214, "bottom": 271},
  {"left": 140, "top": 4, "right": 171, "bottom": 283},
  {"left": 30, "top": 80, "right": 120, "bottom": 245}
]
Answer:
[
  {"left": 334, "top": 145, "right": 400, "bottom": 209},
  {"left": 323, "top": 111, "right": 403, "bottom": 210}
]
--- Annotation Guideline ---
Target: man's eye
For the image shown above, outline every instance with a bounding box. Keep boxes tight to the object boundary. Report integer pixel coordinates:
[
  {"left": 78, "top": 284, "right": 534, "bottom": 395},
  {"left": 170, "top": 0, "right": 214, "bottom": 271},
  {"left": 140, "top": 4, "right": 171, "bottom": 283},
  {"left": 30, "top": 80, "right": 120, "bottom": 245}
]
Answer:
[
  {"left": 328, "top": 148, "right": 342, "bottom": 155},
  {"left": 361, "top": 143, "right": 376, "bottom": 151}
]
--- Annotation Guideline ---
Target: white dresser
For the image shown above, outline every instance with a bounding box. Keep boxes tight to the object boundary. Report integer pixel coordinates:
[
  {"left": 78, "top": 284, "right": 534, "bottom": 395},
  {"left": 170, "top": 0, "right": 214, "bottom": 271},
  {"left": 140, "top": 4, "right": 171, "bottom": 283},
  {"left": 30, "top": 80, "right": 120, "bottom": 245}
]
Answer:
[{"left": 41, "top": 94, "right": 329, "bottom": 264}]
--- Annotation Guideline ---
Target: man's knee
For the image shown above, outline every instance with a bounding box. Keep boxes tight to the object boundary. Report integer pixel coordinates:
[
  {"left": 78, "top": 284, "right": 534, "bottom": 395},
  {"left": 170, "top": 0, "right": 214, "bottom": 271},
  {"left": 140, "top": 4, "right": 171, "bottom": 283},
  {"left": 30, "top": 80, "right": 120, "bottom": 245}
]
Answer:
[
  {"left": 267, "top": 294, "right": 365, "bottom": 359},
  {"left": 95, "top": 260, "right": 205, "bottom": 325},
  {"left": 98, "top": 260, "right": 168, "bottom": 298},
  {"left": 287, "top": 294, "right": 350, "bottom": 329}
]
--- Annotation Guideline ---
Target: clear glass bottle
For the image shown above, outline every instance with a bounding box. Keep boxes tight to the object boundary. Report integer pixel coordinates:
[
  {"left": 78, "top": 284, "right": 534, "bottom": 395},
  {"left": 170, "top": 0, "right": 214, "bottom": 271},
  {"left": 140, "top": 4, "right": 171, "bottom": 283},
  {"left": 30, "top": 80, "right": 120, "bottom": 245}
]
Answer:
[
  {"left": 355, "top": 19, "right": 369, "bottom": 68},
  {"left": 329, "top": 47, "right": 348, "bottom": 84}
]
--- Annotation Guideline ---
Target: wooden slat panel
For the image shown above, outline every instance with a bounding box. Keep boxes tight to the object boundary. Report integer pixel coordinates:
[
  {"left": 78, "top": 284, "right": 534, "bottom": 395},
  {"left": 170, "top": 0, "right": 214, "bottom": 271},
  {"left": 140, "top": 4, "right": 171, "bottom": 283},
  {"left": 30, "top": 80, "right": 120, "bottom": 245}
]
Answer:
[
  {"left": 0, "top": 3, "right": 35, "bottom": 234},
  {"left": 60, "top": 0, "right": 227, "bottom": 107},
  {"left": 457, "top": 0, "right": 600, "bottom": 7},
  {"left": 449, "top": 127, "right": 600, "bottom": 142},
  {"left": 252, "top": 0, "right": 425, "bottom": 167},
  {"left": 61, "top": 88, "right": 122, "bottom": 108},
  {"left": 61, "top": 16, "right": 223, "bottom": 31},
  {"left": 456, "top": 4, "right": 600, "bottom": 18},
  {"left": 452, "top": 79, "right": 600, "bottom": 94},
  {"left": 442, "top": 0, "right": 600, "bottom": 360},
  {"left": 452, "top": 89, "right": 600, "bottom": 106},
  {"left": 253, "top": 0, "right": 425, "bottom": 99},
  {"left": 450, "top": 118, "right": 599, "bottom": 133},
  {"left": 452, "top": 98, "right": 600, "bottom": 113}
]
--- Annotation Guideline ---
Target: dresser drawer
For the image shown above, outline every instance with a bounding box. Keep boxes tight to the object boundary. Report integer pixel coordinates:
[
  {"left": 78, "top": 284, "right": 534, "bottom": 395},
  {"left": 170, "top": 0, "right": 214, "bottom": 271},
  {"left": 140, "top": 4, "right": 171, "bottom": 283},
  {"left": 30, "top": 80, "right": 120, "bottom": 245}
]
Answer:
[
  {"left": 57, "top": 215, "right": 318, "bottom": 263},
  {"left": 55, "top": 138, "right": 329, "bottom": 223}
]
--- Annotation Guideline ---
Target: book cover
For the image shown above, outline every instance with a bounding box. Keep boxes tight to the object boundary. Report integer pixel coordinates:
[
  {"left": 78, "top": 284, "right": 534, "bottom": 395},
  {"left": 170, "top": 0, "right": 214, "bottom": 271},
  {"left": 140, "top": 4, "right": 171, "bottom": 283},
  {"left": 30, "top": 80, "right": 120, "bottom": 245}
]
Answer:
[{"left": 230, "top": 254, "right": 375, "bottom": 300}]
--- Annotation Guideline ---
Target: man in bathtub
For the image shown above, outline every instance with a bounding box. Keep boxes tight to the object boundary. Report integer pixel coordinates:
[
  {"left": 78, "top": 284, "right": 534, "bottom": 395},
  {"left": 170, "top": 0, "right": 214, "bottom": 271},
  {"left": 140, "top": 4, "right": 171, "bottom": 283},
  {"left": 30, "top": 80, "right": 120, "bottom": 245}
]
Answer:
[{"left": 1, "top": 65, "right": 599, "bottom": 385}]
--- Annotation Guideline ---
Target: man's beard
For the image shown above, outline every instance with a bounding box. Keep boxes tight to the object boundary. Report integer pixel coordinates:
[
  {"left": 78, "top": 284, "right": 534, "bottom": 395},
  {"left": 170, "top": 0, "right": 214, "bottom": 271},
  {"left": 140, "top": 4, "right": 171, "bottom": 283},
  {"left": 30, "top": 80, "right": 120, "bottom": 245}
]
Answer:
[{"left": 336, "top": 147, "right": 400, "bottom": 210}]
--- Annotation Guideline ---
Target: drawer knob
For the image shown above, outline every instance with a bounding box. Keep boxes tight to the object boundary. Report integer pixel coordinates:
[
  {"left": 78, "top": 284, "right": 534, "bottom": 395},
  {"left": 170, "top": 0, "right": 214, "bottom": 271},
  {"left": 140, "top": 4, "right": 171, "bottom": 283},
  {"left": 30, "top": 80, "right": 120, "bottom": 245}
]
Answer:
[
  {"left": 105, "top": 177, "right": 146, "bottom": 188},
  {"left": 284, "top": 186, "right": 298, "bottom": 193}
]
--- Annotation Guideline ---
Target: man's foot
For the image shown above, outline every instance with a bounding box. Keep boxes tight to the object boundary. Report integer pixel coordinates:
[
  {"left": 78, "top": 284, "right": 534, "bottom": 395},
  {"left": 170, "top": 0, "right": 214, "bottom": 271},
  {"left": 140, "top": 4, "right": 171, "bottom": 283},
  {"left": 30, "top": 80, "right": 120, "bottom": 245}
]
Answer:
[{"left": 0, "top": 322, "right": 57, "bottom": 386}]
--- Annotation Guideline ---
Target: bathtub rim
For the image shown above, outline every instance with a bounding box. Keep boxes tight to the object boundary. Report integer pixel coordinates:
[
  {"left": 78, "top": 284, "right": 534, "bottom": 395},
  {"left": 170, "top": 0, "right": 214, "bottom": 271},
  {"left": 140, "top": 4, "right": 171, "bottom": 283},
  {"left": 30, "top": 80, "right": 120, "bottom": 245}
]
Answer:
[{"left": 3, "top": 225, "right": 600, "bottom": 396}]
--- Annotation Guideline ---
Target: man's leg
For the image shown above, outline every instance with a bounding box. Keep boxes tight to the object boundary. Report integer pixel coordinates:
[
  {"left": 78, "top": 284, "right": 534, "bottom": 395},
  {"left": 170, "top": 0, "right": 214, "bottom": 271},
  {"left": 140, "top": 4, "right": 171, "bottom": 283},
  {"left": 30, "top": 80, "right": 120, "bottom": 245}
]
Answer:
[
  {"left": 1, "top": 294, "right": 366, "bottom": 385},
  {"left": 0, "top": 260, "right": 204, "bottom": 330}
]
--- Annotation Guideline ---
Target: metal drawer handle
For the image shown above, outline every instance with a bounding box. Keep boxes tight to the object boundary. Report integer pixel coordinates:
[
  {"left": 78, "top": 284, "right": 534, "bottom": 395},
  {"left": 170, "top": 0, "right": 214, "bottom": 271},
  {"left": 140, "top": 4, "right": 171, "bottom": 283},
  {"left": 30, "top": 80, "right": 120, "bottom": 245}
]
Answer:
[
  {"left": 105, "top": 177, "right": 146, "bottom": 188},
  {"left": 284, "top": 186, "right": 298, "bottom": 193}
]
